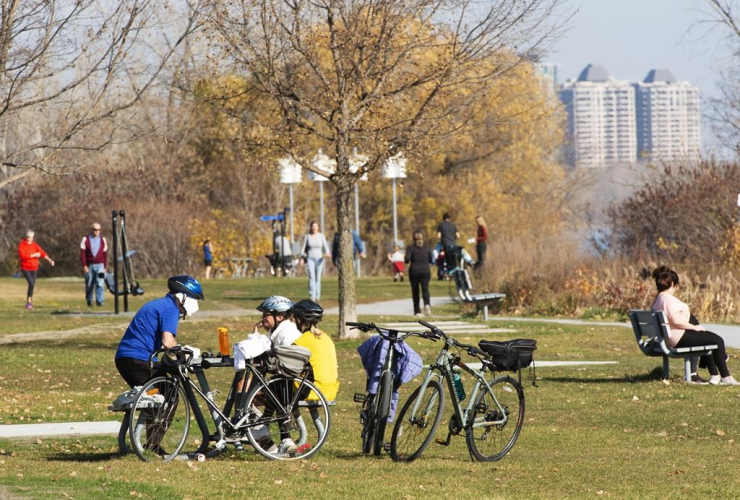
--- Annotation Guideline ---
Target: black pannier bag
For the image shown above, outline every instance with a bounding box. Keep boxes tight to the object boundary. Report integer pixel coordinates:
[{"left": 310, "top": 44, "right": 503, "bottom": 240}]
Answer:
[{"left": 478, "top": 339, "right": 537, "bottom": 372}]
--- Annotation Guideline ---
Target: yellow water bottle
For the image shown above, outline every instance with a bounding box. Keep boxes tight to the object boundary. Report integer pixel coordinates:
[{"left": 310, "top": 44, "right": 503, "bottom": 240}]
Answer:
[{"left": 218, "top": 327, "right": 230, "bottom": 356}]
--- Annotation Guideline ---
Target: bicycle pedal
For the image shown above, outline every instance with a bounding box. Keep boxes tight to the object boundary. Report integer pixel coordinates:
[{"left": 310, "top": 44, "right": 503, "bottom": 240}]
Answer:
[
  {"left": 353, "top": 393, "right": 366, "bottom": 403},
  {"left": 383, "top": 442, "right": 391, "bottom": 453}
]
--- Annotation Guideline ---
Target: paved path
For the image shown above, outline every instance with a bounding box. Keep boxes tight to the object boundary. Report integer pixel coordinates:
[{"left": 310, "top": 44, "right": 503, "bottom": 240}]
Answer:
[{"left": 0, "top": 421, "right": 121, "bottom": 439}]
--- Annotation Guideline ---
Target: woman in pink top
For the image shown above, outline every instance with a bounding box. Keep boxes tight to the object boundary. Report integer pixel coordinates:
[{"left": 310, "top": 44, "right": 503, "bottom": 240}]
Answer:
[{"left": 651, "top": 266, "right": 738, "bottom": 385}]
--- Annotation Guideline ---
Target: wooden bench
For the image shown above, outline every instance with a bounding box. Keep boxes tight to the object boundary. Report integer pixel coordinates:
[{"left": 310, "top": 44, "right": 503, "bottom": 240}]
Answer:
[
  {"left": 452, "top": 268, "right": 505, "bottom": 321},
  {"left": 629, "top": 310, "right": 717, "bottom": 382}
]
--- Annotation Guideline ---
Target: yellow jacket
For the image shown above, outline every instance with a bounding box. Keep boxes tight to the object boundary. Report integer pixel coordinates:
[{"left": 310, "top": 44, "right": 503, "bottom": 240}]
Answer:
[{"left": 294, "top": 329, "right": 340, "bottom": 401}]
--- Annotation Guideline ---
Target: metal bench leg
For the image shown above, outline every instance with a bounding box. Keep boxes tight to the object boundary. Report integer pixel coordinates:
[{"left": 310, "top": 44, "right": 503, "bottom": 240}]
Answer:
[
  {"left": 662, "top": 356, "right": 670, "bottom": 380},
  {"left": 482, "top": 304, "right": 489, "bottom": 321},
  {"left": 684, "top": 357, "right": 692, "bottom": 383}
]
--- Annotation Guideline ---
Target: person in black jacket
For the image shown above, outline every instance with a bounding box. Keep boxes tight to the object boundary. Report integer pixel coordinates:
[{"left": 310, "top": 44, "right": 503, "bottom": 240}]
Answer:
[{"left": 405, "top": 230, "right": 434, "bottom": 317}]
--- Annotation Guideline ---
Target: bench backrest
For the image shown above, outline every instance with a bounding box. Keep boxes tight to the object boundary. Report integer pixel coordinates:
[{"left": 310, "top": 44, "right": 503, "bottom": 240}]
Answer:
[
  {"left": 629, "top": 309, "right": 671, "bottom": 355},
  {"left": 452, "top": 269, "right": 474, "bottom": 301}
]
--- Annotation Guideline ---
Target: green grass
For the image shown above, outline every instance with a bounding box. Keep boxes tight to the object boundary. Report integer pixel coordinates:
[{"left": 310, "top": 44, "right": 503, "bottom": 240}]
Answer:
[{"left": 2, "top": 279, "right": 740, "bottom": 499}]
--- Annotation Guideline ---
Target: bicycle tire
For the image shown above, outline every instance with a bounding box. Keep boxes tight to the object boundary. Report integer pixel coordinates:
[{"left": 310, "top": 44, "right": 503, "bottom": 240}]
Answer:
[
  {"left": 389, "top": 379, "right": 444, "bottom": 462},
  {"left": 129, "top": 376, "right": 191, "bottom": 462},
  {"left": 373, "top": 371, "right": 393, "bottom": 455},
  {"left": 244, "top": 377, "right": 331, "bottom": 461},
  {"left": 361, "top": 395, "right": 376, "bottom": 455},
  {"left": 466, "top": 375, "right": 525, "bottom": 462}
]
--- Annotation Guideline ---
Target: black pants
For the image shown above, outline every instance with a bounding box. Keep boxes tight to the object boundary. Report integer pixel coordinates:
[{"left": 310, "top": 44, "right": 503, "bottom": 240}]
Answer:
[
  {"left": 678, "top": 330, "right": 730, "bottom": 378},
  {"left": 475, "top": 242, "right": 486, "bottom": 267},
  {"left": 409, "top": 273, "right": 431, "bottom": 314},
  {"left": 22, "top": 270, "right": 37, "bottom": 298}
]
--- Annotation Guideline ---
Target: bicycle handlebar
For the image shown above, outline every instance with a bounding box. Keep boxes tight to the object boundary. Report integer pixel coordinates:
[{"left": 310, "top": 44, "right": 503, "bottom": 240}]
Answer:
[
  {"left": 415, "top": 320, "right": 491, "bottom": 361},
  {"left": 147, "top": 345, "right": 195, "bottom": 370},
  {"left": 344, "top": 321, "right": 438, "bottom": 342}
]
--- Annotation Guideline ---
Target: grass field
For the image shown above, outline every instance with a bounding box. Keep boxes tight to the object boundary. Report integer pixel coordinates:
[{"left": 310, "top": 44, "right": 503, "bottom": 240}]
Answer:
[{"left": 2, "top": 277, "right": 740, "bottom": 499}]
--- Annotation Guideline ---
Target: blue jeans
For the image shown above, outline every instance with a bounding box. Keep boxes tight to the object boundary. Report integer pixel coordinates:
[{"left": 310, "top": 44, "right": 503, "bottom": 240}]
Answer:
[
  {"left": 85, "top": 263, "right": 105, "bottom": 305},
  {"left": 306, "top": 257, "right": 324, "bottom": 300}
]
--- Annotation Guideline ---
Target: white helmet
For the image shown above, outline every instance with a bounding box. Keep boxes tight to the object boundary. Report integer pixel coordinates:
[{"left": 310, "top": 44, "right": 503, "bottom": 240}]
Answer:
[{"left": 256, "top": 295, "right": 293, "bottom": 314}]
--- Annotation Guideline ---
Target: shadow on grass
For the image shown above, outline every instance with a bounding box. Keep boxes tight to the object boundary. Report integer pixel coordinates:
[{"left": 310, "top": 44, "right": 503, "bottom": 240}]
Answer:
[
  {"left": 541, "top": 367, "right": 665, "bottom": 384},
  {"left": 47, "top": 451, "right": 123, "bottom": 462}
]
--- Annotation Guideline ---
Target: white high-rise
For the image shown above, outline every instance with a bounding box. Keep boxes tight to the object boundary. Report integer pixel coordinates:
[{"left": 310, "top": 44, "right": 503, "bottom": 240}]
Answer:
[
  {"left": 635, "top": 69, "right": 701, "bottom": 163},
  {"left": 559, "top": 64, "right": 637, "bottom": 168}
]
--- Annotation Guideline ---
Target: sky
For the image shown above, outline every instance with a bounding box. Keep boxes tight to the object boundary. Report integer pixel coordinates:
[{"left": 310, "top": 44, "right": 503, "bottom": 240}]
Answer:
[{"left": 547, "top": 0, "right": 735, "bottom": 152}]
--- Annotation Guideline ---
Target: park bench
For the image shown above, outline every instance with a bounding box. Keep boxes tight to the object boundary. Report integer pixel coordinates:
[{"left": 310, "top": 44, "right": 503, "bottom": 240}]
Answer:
[
  {"left": 629, "top": 309, "right": 717, "bottom": 383},
  {"left": 451, "top": 268, "right": 505, "bottom": 321}
]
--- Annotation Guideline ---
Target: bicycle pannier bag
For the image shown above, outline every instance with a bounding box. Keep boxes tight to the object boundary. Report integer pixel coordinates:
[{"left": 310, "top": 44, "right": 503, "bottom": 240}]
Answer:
[
  {"left": 272, "top": 345, "right": 312, "bottom": 377},
  {"left": 478, "top": 339, "right": 537, "bottom": 371}
]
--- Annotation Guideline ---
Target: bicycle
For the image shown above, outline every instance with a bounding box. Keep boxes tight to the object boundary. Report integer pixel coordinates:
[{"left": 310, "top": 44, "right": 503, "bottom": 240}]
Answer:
[
  {"left": 126, "top": 346, "right": 331, "bottom": 462},
  {"left": 389, "top": 320, "right": 534, "bottom": 462},
  {"left": 348, "top": 321, "right": 437, "bottom": 456}
]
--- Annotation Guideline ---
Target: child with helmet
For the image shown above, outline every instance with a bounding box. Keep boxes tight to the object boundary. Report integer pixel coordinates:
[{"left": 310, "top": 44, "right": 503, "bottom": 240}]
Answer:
[
  {"left": 115, "top": 275, "right": 205, "bottom": 388},
  {"left": 293, "top": 299, "right": 340, "bottom": 401}
]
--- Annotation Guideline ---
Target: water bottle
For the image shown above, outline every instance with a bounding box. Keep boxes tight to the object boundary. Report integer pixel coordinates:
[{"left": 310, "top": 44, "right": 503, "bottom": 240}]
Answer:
[
  {"left": 452, "top": 371, "right": 466, "bottom": 401},
  {"left": 218, "top": 327, "right": 230, "bottom": 356}
]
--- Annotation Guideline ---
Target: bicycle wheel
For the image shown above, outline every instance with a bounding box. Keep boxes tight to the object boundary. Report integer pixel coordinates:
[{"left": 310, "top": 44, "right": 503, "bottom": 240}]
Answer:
[
  {"left": 244, "top": 377, "right": 331, "bottom": 461},
  {"left": 129, "top": 376, "right": 191, "bottom": 462},
  {"left": 361, "top": 394, "right": 376, "bottom": 455},
  {"left": 390, "top": 379, "right": 444, "bottom": 462},
  {"left": 466, "top": 375, "right": 525, "bottom": 462},
  {"left": 373, "top": 371, "right": 393, "bottom": 456}
]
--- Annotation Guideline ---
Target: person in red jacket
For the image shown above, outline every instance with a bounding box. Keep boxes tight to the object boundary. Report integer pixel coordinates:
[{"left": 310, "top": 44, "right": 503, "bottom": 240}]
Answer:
[
  {"left": 80, "top": 222, "right": 108, "bottom": 307},
  {"left": 18, "top": 230, "right": 55, "bottom": 310},
  {"left": 473, "top": 215, "right": 488, "bottom": 278}
]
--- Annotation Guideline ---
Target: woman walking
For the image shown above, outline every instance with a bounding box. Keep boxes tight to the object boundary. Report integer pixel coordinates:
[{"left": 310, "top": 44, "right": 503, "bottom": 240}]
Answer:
[
  {"left": 405, "top": 231, "right": 434, "bottom": 317},
  {"left": 18, "top": 230, "right": 55, "bottom": 310},
  {"left": 474, "top": 215, "right": 488, "bottom": 277},
  {"left": 301, "top": 221, "right": 331, "bottom": 302},
  {"left": 203, "top": 238, "right": 214, "bottom": 279}
]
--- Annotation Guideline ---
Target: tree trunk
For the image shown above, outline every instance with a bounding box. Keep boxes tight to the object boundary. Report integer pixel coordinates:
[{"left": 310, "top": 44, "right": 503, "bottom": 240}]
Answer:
[{"left": 335, "top": 174, "right": 358, "bottom": 339}]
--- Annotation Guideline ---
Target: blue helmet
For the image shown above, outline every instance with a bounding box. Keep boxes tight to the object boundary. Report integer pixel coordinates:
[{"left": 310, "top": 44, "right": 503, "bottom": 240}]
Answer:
[{"left": 167, "top": 275, "right": 204, "bottom": 300}]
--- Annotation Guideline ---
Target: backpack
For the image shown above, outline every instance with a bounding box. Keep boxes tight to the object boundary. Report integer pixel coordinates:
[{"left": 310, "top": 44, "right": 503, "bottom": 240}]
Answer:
[
  {"left": 272, "top": 345, "right": 312, "bottom": 378},
  {"left": 478, "top": 339, "right": 537, "bottom": 372}
]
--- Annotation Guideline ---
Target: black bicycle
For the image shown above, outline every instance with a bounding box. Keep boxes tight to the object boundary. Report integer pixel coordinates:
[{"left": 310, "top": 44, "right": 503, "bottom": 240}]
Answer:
[
  {"left": 347, "top": 321, "right": 437, "bottom": 456},
  {"left": 125, "top": 346, "right": 331, "bottom": 462}
]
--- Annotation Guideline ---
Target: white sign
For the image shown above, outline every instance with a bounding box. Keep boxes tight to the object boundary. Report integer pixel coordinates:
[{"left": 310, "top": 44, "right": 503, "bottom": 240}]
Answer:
[
  {"left": 382, "top": 152, "right": 407, "bottom": 179},
  {"left": 278, "top": 156, "right": 303, "bottom": 184},
  {"left": 349, "top": 153, "right": 369, "bottom": 181},
  {"left": 310, "top": 149, "right": 336, "bottom": 182}
]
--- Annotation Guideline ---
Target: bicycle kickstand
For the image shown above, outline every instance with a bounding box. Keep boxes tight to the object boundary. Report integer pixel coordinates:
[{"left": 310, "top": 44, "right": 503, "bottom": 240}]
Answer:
[{"left": 435, "top": 432, "right": 452, "bottom": 447}]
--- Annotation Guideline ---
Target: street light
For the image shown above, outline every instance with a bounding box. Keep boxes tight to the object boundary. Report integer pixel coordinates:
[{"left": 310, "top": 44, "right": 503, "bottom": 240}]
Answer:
[
  {"left": 382, "top": 152, "right": 407, "bottom": 247},
  {"left": 350, "top": 149, "right": 369, "bottom": 277},
  {"left": 278, "top": 156, "right": 302, "bottom": 244},
  {"left": 310, "top": 149, "right": 336, "bottom": 236}
]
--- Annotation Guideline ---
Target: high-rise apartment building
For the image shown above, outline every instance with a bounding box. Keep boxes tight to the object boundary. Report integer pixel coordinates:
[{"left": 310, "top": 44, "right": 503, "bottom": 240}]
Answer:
[
  {"left": 559, "top": 64, "right": 636, "bottom": 168},
  {"left": 634, "top": 69, "right": 701, "bottom": 163}
]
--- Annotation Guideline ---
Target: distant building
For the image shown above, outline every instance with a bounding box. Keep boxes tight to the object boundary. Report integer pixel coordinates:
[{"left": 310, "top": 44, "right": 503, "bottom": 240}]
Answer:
[
  {"left": 535, "top": 62, "right": 561, "bottom": 93},
  {"left": 634, "top": 69, "right": 701, "bottom": 163},
  {"left": 559, "top": 64, "right": 637, "bottom": 168},
  {"left": 559, "top": 64, "right": 701, "bottom": 167}
]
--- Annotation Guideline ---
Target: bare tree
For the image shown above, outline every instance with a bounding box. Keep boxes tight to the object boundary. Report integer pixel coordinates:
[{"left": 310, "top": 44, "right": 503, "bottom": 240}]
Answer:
[
  {"left": 206, "top": 0, "right": 567, "bottom": 338},
  {"left": 0, "top": 0, "right": 203, "bottom": 189}
]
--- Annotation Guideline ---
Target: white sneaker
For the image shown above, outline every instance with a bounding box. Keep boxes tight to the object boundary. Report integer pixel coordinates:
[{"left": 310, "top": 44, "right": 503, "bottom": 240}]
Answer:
[
  {"left": 709, "top": 375, "right": 721, "bottom": 385},
  {"left": 424, "top": 304, "right": 432, "bottom": 316},
  {"left": 720, "top": 376, "right": 740, "bottom": 386},
  {"left": 414, "top": 313, "right": 423, "bottom": 317},
  {"left": 278, "top": 438, "right": 298, "bottom": 453}
]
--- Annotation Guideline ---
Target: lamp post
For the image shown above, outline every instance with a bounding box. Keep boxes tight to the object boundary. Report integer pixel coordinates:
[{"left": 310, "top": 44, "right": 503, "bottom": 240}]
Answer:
[
  {"left": 382, "top": 152, "right": 407, "bottom": 247},
  {"left": 310, "top": 149, "right": 336, "bottom": 235},
  {"left": 278, "top": 156, "right": 303, "bottom": 245},
  {"left": 350, "top": 149, "right": 369, "bottom": 277}
]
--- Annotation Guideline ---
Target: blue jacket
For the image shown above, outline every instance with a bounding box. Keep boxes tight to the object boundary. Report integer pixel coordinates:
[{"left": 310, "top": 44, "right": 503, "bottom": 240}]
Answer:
[{"left": 358, "top": 336, "right": 423, "bottom": 421}]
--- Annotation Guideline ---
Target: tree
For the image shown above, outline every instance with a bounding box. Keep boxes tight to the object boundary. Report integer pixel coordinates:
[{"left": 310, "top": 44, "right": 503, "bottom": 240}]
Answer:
[
  {"left": 0, "top": 0, "right": 203, "bottom": 190},
  {"left": 207, "top": 0, "right": 566, "bottom": 338}
]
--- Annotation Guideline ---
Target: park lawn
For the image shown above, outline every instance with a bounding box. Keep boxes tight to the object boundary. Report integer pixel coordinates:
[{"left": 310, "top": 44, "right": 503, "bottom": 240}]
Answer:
[
  {"left": 0, "top": 277, "right": 454, "bottom": 336},
  {"left": 2, "top": 309, "right": 740, "bottom": 499}
]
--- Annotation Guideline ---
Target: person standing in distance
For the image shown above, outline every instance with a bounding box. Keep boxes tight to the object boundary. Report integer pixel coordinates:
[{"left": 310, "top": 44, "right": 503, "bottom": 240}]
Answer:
[
  {"left": 203, "top": 239, "right": 215, "bottom": 280},
  {"left": 473, "top": 215, "right": 488, "bottom": 278},
  {"left": 436, "top": 212, "right": 459, "bottom": 278},
  {"left": 81, "top": 223, "right": 108, "bottom": 307},
  {"left": 18, "top": 230, "right": 55, "bottom": 310},
  {"left": 115, "top": 275, "right": 204, "bottom": 389},
  {"left": 300, "top": 221, "right": 331, "bottom": 302},
  {"left": 405, "top": 231, "right": 434, "bottom": 317}
]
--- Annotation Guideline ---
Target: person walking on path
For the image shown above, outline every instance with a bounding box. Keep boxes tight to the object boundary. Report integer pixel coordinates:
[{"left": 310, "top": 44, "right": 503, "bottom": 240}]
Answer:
[
  {"left": 203, "top": 239, "right": 214, "bottom": 279},
  {"left": 301, "top": 221, "right": 331, "bottom": 302},
  {"left": 331, "top": 229, "right": 366, "bottom": 267},
  {"left": 651, "top": 265, "right": 740, "bottom": 386},
  {"left": 473, "top": 215, "right": 488, "bottom": 278},
  {"left": 388, "top": 245, "right": 405, "bottom": 282},
  {"left": 81, "top": 223, "right": 108, "bottom": 307},
  {"left": 436, "top": 212, "right": 459, "bottom": 278},
  {"left": 405, "top": 230, "right": 434, "bottom": 317},
  {"left": 18, "top": 230, "right": 55, "bottom": 310}
]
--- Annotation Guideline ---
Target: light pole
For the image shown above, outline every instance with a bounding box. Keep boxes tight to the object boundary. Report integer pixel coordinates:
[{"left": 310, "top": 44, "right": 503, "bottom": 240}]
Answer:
[
  {"left": 382, "top": 152, "right": 407, "bottom": 248},
  {"left": 350, "top": 148, "right": 369, "bottom": 277},
  {"left": 278, "top": 156, "right": 303, "bottom": 245},
  {"left": 310, "top": 149, "right": 335, "bottom": 235}
]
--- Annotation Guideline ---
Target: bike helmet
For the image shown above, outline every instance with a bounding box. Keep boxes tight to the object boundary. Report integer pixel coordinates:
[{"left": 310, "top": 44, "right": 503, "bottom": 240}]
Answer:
[
  {"left": 256, "top": 295, "right": 293, "bottom": 314},
  {"left": 167, "top": 275, "right": 205, "bottom": 300},
  {"left": 292, "top": 299, "right": 324, "bottom": 330}
]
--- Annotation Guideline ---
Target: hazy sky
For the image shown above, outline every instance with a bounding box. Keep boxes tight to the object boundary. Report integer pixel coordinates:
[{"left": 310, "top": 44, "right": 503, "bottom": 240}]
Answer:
[{"left": 548, "top": 0, "right": 735, "bottom": 151}]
